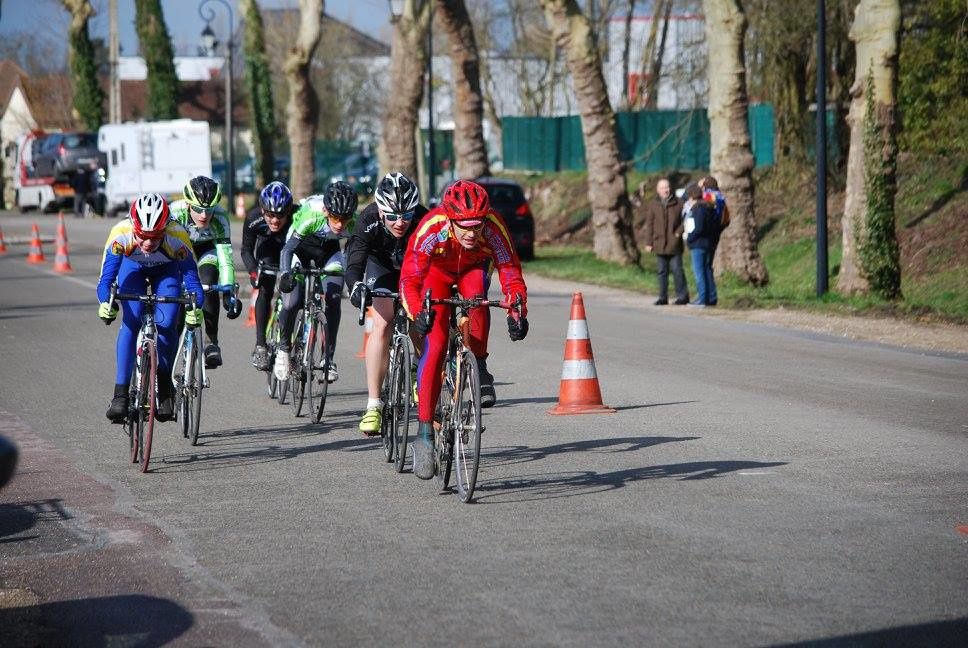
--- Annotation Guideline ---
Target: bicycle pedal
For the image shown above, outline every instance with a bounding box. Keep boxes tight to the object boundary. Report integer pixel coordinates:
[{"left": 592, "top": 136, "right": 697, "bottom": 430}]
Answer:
[{"left": 203, "top": 377, "right": 211, "bottom": 388}]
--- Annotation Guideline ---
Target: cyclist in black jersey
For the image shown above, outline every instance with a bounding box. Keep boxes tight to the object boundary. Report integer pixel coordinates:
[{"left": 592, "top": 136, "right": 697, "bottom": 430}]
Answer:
[
  {"left": 345, "top": 172, "right": 427, "bottom": 435},
  {"left": 242, "top": 181, "right": 294, "bottom": 371}
]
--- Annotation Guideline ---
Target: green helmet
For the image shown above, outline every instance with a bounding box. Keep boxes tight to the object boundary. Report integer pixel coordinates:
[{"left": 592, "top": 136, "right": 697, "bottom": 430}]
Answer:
[{"left": 184, "top": 175, "right": 221, "bottom": 209}]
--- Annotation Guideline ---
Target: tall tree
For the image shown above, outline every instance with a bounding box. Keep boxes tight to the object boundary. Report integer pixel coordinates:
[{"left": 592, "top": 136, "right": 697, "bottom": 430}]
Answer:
[
  {"left": 284, "top": 0, "right": 324, "bottom": 197},
  {"left": 703, "top": 0, "right": 769, "bottom": 285},
  {"left": 436, "top": 0, "right": 489, "bottom": 179},
  {"left": 63, "top": 0, "right": 105, "bottom": 131},
  {"left": 838, "top": 0, "right": 901, "bottom": 296},
  {"left": 634, "top": 0, "right": 672, "bottom": 108},
  {"left": 242, "top": 0, "right": 276, "bottom": 188},
  {"left": 135, "top": 0, "right": 178, "bottom": 120},
  {"left": 382, "top": 0, "right": 432, "bottom": 180},
  {"left": 539, "top": 0, "right": 639, "bottom": 266}
]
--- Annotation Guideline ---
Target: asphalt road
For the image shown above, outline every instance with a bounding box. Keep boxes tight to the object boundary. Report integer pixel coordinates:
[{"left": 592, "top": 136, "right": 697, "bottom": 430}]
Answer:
[{"left": 1, "top": 212, "right": 966, "bottom": 647}]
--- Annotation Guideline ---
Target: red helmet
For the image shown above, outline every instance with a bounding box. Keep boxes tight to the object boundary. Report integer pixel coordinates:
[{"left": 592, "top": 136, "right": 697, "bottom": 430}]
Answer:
[
  {"left": 129, "top": 193, "right": 170, "bottom": 239},
  {"left": 441, "top": 180, "right": 490, "bottom": 226}
]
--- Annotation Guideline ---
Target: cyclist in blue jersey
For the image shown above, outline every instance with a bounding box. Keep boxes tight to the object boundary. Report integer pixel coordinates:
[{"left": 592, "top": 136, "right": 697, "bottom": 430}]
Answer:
[{"left": 97, "top": 194, "right": 204, "bottom": 423}]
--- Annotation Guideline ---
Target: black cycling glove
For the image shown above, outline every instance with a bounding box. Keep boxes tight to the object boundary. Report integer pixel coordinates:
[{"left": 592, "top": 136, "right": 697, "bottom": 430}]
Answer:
[
  {"left": 279, "top": 272, "right": 295, "bottom": 294},
  {"left": 413, "top": 309, "right": 435, "bottom": 336},
  {"left": 350, "top": 282, "right": 371, "bottom": 309},
  {"left": 508, "top": 315, "right": 529, "bottom": 342}
]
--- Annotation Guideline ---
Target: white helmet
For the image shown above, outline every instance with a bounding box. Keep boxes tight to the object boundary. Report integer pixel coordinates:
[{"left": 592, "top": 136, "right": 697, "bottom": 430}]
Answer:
[
  {"left": 129, "top": 193, "right": 170, "bottom": 238},
  {"left": 374, "top": 172, "right": 419, "bottom": 215}
]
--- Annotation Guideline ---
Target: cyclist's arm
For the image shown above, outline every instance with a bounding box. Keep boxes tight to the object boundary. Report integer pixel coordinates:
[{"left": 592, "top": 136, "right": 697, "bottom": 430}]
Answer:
[
  {"left": 240, "top": 214, "right": 258, "bottom": 273},
  {"left": 483, "top": 214, "right": 528, "bottom": 317},
  {"left": 279, "top": 231, "right": 303, "bottom": 275},
  {"left": 96, "top": 245, "right": 124, "bottom": 303},
  {"left": 213, "top": 213, "right": 235, "bottom": 287},
  {"left": 399, "top": 237, "right": 433, "bottom": 319},
  {"left": 178, "top": 254, "right": 205, "bottom": 308},
  {"left": 343, "top": 232, "right": 368, "bottom": 289}
]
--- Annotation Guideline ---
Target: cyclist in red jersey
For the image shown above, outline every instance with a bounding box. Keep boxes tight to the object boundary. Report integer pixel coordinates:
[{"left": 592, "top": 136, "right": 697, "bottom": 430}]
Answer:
[{"left": 399, "top": 180, "right": 529, "bottom": 480}]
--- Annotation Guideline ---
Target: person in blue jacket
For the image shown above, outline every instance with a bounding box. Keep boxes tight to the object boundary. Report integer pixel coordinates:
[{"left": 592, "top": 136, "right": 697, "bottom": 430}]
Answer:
[{"left": 683, "top": 183, "right": 718, "bottom": 308}]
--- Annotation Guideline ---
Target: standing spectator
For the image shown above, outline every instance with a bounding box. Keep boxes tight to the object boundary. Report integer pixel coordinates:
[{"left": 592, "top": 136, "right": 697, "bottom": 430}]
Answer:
[
  {"left": 683, "top": 183, "right": 717, "bottom": 307},
  {"left": 699, "top": 176, "right": 729, "bottom": 306},
  {"left": 70, "top": 166, "right": 91, "bottom": 218},
  {"left": 642, "top": 178, "right": 689, "bottom": 305}
]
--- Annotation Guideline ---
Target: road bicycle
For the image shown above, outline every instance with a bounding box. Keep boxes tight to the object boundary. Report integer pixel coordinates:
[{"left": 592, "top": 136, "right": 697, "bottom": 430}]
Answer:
[
  {"left": 356, "top": 286, "right": 416, "bottom": 472},
  {"left": 172, "top": 283, "right": 240, "bottom": 446},
  {"left": 255, "top": 262, "right": 287, "bottom": 401},
  {"left": 107, "top": 284, "right": 197, "bottom": 473},
  {"left": 422, "top": 289, "right": 522, "bottom": 503},
  {"left": 287, "top": 262, "right": 343, "bottom": 422}
]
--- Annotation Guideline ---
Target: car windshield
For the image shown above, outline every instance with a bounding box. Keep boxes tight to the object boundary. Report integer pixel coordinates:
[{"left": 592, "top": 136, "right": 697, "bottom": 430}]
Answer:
[
  {"left": 486, "top": 185, "right": 525, "bottom": 205},
  {"left": 64, "top": 134, "right": 95, "bottom": 148}
]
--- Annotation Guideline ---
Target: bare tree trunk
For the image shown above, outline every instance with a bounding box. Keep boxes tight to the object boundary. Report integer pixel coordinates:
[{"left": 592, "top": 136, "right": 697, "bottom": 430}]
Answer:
[
  {"left": 645, "top": 1, "right": 672, "bottom": 110},
  {"left": 704, "top": 0, "right": 769, "bottom": 286},
  {"left": 284, "top": 0, "right": 324, "bottom": 198},
  {"left": 620, "top": 0, "right": 634, "bottom": 108},
  {"left": 383, "top": 0, "right": 432, "bottom": 180},
  {"left": 838, "top": 0, "right": 900, "bottom": 295},
  {"left": 436, "top": 0, "right": 489, "bottom": 179},
  {"left": 539, "top": 0, "right": 639, "bottom": 266},
  {"left": 633, "top": 0, "right": 663, "bottom": 108}
]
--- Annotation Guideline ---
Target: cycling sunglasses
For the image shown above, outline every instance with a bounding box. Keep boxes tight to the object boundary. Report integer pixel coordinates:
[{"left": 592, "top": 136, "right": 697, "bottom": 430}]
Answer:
[
  {"left": 383, "top": 209, "right": 416, "bottom": 223},
  {"left": 452, "top": 219, "right": 485, "bottom": 232}
]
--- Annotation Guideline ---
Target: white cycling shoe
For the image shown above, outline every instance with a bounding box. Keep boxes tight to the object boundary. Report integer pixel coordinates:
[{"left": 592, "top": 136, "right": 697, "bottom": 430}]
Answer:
[{"left": 273, "top": 350, "right": 290, "bottom": 382}]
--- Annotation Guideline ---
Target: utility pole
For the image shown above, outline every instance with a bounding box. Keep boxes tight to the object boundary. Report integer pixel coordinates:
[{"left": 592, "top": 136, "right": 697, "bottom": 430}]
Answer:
[
  {"left": 109, "top": 0, "right": 121, "bottom": 123},
  {"left": 816, "top": 0, "right": 828, "bottom": 296},
  {"left": 427, "top": 5, "right": 436, "bottom": 199}
]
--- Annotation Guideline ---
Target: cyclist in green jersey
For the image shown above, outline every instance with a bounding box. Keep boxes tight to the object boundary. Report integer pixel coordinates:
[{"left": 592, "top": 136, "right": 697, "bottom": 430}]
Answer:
[
  {"left": 170, "top": 176, "right": 239, "bottom": 369},
  {"left": 273, "top": 181, "right": 356, "bottom": 383}
]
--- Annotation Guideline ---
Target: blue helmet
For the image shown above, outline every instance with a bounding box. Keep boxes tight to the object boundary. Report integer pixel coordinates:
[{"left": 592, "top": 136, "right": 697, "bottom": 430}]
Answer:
[{"left": 259, "top": 181, "right": 293, "bottom": 213}]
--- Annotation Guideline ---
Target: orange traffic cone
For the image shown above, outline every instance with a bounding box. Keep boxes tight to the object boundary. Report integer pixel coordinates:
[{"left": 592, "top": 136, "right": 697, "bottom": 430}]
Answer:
[
  {"left": 25, "top": 223, "right": 45, "bottom": 264},
  {"left": 356, "top": 307, "right": 373, "bottom": 359},
  {"left": 245, "top": 288, "right": 258, "bottom": 328},
  {"left": 0, "top": 224, "right": 7, "bottom": 254},
  {"left": 549, "top": 292, "right": 615, "bottom": 415},
  {"left": 52, "top": 213, "right": 73, "bottom": 273}
]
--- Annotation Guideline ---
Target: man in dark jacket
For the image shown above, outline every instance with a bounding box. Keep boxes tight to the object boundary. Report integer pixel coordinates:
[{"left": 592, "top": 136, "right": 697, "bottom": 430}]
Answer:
[
  {"left": 642, "top": 178, "right": 689, "bottom": 305},
  {"left": 683, "top": 183, "right": 717, "bottom": 307}
]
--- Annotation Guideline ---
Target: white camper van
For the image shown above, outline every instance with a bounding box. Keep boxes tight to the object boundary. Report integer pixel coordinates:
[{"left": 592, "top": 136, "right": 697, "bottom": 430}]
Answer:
[{"left": 98, "top": 120, "right": 212, "bottom": 216}]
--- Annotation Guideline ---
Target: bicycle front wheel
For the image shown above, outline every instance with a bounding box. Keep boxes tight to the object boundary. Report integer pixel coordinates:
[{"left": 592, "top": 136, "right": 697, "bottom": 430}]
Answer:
[
  {"left": 186, "top": 333, "right": 204, "bottom": 446},
  {"left": 391, "top": 338, "right": 414, "bottom": 473},
  {"left": 453, "top": 350, "right": 483, "bottom": 503},
  {"left": 311, "top": 318, "right": 330, "bottom": 424},
  {"left": 138, "top": 339, "right": 158, "bottom": 473},
  {"left": 291, "top": 310, "right": 306, "bottom": 417},
  {"left": 435, "top": 352, "right": 456, "bottom": 491}
]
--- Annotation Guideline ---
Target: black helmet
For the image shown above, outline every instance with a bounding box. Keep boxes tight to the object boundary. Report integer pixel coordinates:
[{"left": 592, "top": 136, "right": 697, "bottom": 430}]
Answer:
[
  {"left": 184, "top": 175, "right": 221, "bottom": 209},
  {"left": 374, "top": 172, "right": 419, "bottom": 214},
  {"left": 323, "top": 180, "right": 358, "bottom": 218}
]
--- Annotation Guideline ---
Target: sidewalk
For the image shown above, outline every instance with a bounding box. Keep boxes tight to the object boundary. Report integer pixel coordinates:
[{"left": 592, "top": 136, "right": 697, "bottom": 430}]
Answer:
[
  {"left": 0, "top": 411, "right": 288, "bottom": 647},
  {"left": 527, "top": 275, "right": 968, "bottom": 356}
]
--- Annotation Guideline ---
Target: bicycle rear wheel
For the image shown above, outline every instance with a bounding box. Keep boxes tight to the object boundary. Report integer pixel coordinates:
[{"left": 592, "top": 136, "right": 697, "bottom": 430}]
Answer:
[
  {"left": 435, "top": 351, "right": 456, "bottom": 491},
  {"left": 138, "top": 339, "right": 158, "bottom": 473},
  {"left": 453, "top": 350, "right": 483, "bottom": 503},
  {"left": 186, "top": 333, "right": 204, "bottom": 446},
  {"left": 311, "top": 317, "right": 330, "bottom": 424},
  {"left": 290, "top": 310, "right": 306, "bottom": 416},
  {"left": 391, "top": 338, "right": 414, "bottom": 473},
  {"left": 126, "top": 370, "right": 143, "bottom": 464}
]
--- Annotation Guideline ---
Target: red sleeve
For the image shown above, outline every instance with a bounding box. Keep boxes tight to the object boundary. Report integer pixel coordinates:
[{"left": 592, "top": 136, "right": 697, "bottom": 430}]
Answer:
[
  {"left": 399, "top": 212, "right": 446, "bottom": 317},
  {"left": 483, "top": 213, "right": 528, "bottom": 317}
]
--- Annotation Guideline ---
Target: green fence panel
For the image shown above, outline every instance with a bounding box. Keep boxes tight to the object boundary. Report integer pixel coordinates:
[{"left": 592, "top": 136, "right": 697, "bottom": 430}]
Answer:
[{"left": 502, "top": 105, "right": 776, "bottom": 173}]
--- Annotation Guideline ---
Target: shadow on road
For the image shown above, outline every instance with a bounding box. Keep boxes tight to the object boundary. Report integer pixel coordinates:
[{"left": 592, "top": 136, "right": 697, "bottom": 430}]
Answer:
[
  {"left": 0, "top": 499, "right": 70, "bottom": 543},
  {"left": 614, "top": 400, "right": 699, "bottom": 412},
  {"left": 483, "top": 435, "right": 700, "bottom": 469},
  {"left": 0, "top": 594, "right": 193, "bottom": 647},
  {"left": 152, "top": 423, "right": 376, "bottom": 474},
  {"left": 475, "top": 460, "right": 788, "bottom": 503},
  {"left": 774, "top": 616, "right": 968, "bottom": 648}
]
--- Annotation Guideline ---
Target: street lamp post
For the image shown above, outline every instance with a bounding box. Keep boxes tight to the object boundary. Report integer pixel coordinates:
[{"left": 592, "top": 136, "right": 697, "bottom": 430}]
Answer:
[
  {"left": 816, "top": 0, "right": 828, "bottom": 296},
  {"left": 388, "top": 0, "right": 435, "bottom": 198},
  {"left": 199, "top": 0, "right": 234, "bottom": 212}
]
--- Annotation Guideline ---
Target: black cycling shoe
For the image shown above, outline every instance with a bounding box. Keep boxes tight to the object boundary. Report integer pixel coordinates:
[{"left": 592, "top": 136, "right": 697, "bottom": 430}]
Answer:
[
  {"left": 205, "top": 344, "right": 222, "bottom": 369},
  {"left": 155, "top": 376, "right": 175, "bottom": 422},
  {"left": 477, "top": 357, "right": 496, "bottom": 408},
  {"left": 251, "top": 345, "right": 270, "bottom": 371},
  {"left": 106, "top": 384, "right": 129, "bottom": 423},
  {"left": 106, "top": 396, "right": 129, "bottom": 422}
]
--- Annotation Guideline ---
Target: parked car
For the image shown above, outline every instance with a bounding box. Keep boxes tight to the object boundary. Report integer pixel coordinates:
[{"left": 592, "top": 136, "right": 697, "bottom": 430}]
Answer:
[
  {"left": 436, "top": 177, "right": 535, "bottom": 261},
  {"left": 32, "top": 132, "right": 102, "bottom": 180},
  {"left": 327, "top": 153, "right": 377, "bottom": 195}
]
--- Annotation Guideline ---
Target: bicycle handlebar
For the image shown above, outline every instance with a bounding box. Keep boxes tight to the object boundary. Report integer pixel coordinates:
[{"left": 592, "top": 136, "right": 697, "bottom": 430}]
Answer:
[
  {"left": 422, "top": 289, "right": 523, "bottom": 318},
  {"left": 356, "top": 285, "right": 400, "bottom": 325}
]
